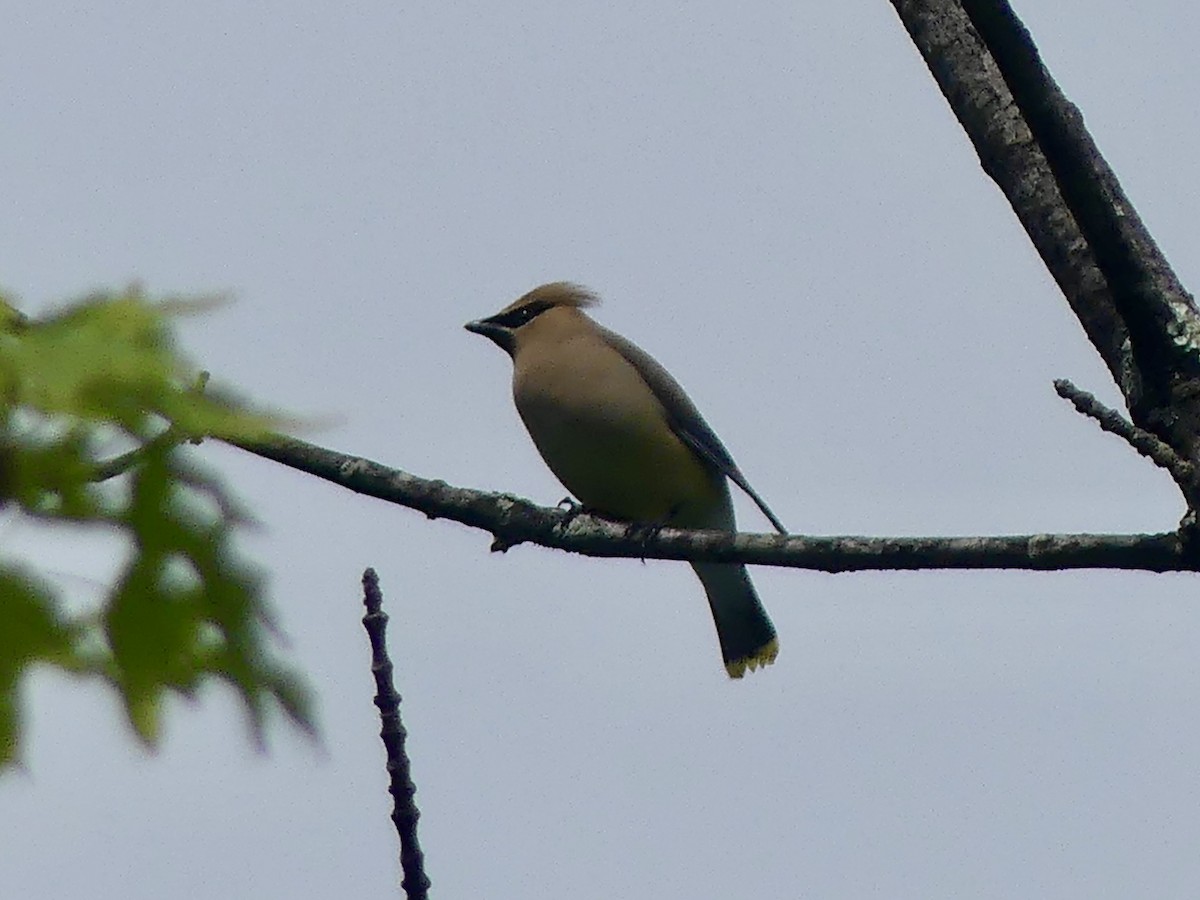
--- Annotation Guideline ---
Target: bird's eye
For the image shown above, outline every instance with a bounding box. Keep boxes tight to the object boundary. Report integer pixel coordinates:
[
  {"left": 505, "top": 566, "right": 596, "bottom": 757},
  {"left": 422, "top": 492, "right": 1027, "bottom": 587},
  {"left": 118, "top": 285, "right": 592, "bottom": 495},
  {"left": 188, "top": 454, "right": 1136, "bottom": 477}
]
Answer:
[{"left": 494, "top": 300, "right": 552, "bottom": 329}]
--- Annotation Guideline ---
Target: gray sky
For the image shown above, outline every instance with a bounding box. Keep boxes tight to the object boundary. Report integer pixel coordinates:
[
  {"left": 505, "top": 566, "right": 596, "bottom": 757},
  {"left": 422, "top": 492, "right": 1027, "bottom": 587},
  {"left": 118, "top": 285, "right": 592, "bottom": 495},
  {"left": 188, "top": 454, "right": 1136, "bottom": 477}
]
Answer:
[{"left": 4, "top": 1, "right": 1200, "bottom": 897}]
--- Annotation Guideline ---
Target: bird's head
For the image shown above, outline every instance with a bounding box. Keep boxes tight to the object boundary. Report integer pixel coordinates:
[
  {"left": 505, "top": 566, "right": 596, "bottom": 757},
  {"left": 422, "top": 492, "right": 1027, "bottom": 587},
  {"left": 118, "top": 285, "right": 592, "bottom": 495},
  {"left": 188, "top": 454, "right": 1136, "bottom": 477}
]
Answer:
[{"left": 465, "top": 282, "right": 598, "bottom": 357}]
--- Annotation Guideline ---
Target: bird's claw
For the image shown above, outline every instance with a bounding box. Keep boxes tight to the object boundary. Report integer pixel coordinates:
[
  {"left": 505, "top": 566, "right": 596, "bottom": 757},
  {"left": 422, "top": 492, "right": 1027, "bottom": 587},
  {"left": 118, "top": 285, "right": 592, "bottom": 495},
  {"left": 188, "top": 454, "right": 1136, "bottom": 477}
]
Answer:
[
  {"left": 624, "top": 521, "right": 666, "bottom": 563},
  {"left": 555, "top": 496, "right": 588, "bottom": 530}
]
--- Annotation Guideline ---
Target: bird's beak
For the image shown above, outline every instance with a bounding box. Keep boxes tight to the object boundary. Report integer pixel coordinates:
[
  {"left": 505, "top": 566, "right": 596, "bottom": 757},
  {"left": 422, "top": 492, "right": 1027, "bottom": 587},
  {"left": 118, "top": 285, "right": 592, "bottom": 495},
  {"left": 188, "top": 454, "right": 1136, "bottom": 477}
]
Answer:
[
  {"left": 464, "top": 318, "right": 499, "bottom": 338},
  {"left": 464, "top": 316, "right": 514, "bottom": 353}
]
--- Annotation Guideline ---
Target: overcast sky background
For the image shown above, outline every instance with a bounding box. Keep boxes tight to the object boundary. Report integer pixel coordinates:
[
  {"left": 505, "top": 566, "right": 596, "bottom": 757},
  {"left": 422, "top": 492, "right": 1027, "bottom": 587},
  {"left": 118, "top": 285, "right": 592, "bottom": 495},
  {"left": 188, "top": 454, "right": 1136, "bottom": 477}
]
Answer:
[{"left": 3, "top": 2, "right": 1200, "bottom": 897}]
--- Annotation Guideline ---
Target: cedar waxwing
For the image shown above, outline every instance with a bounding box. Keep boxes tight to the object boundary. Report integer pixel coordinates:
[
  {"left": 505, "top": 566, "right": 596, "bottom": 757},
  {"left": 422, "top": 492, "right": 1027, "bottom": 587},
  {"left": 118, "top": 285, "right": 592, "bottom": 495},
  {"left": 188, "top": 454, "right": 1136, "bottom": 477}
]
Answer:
[{"left": 466, "top": 282, "right": 786, "bottom": 678}]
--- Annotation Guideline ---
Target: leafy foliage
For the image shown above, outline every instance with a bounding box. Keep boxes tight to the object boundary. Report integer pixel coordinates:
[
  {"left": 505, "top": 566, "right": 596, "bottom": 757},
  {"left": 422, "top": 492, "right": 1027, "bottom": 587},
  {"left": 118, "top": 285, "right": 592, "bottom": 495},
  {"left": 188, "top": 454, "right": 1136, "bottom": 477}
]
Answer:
[{"left": 0, "top": 288, "right": 313, "bottom": 766}]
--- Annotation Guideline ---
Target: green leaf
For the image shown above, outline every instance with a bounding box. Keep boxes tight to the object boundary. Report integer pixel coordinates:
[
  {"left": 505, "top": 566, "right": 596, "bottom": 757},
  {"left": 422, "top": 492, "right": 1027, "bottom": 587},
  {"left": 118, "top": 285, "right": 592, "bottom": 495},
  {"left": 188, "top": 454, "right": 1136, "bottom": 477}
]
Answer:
[
  {"left": 0, "top": 570, "right": 79, "bottom": 766},
  {"left": 0, "top": 288, "right": 315, "bottom": 766}
]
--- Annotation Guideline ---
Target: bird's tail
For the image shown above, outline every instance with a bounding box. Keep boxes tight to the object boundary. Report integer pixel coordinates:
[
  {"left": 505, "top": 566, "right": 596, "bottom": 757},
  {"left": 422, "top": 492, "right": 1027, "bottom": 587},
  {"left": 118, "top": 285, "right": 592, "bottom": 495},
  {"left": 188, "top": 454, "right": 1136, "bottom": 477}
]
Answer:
[{"left": 691, "top": 561, "right": 779, "bottom": 678}]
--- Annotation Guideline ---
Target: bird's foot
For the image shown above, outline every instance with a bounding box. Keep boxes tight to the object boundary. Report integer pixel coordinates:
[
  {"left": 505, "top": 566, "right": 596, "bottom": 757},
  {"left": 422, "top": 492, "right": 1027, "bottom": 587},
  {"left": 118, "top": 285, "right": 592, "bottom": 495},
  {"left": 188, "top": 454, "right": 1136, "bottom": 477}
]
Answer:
[
  {"left": 554, "top": 496, "right": 591, "bottom": 531},
  {"left": 624, "top": 521, "right": 666, "bottom": 564}
]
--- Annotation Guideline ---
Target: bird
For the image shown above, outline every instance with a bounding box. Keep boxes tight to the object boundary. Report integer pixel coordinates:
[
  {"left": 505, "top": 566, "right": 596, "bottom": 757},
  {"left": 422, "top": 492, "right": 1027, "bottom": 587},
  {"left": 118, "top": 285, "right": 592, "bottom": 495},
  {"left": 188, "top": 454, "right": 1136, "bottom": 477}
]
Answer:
[{"left": 465, "top": 282, "right": 786, "bottom": 678}]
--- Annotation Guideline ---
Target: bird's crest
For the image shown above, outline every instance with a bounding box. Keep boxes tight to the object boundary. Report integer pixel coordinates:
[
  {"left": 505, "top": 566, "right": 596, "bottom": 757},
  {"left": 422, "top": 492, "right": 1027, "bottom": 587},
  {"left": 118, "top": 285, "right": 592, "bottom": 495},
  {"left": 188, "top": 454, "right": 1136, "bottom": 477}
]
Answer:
[{"left": 509, "top": 281, "right": 599, "bottom": 313}]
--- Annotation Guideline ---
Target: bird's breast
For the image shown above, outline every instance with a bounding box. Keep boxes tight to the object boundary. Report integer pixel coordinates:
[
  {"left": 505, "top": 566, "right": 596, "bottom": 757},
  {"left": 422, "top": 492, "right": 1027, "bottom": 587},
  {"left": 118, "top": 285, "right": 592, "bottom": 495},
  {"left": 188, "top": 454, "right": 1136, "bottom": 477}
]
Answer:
[{"left": 512, "top": 341, "right": 723, "bottom": 524}]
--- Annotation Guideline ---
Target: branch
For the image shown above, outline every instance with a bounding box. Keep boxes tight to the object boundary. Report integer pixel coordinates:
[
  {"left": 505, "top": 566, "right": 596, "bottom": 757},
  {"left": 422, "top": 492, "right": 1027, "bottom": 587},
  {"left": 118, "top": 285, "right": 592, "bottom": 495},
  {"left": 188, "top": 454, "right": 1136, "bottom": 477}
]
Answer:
[
  {"left": 90, "top": 427, "right": 187, "bottom": 482},
  {"left": 958, "top": 0, "right": 1200, "bottom": 413},
  {"left": 1054, "top": 379, "right": 1194, "bottom": 487},
  {"left": 231, "top": 434, "right": 1194, "bottom": 572},
  {"left": 888, "top": 0, "right": 1131, "bottom": 393},
  {"left": 91, "top": 372, "right": 214, "bottom": 481},
  {"left": 891, "top": 0, "right": 1200, "bottom": 485},
  {"left": 361, "top": 568, "right": 430, "bottom": 900}
]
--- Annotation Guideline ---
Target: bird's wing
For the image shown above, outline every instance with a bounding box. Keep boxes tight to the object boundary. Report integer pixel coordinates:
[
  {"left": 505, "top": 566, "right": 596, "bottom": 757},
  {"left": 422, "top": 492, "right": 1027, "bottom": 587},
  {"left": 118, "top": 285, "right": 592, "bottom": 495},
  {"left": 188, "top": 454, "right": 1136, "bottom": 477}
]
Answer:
[{"left": 597, "top": 325, "right": 787, "bottom": 534}]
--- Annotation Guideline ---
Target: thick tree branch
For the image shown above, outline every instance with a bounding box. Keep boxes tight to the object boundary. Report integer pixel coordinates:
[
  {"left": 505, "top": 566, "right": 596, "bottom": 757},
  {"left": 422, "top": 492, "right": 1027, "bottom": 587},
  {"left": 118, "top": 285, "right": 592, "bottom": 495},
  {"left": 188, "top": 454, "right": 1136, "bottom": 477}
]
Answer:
[
  {"left": 888, "top": 0, "right": 1130, "bottom": 393},
  {"left": 231, "top": 434, "right": 1192, "bottom": 573},
  {"left": 890, "top": 0, "right": 1200, "bottom": 499},
  {"left": 892, "top": 0, "right": 1200, "bottom": 511},
  {"left": 957, "top": 0, "right": 1200, "bottom": 457}
]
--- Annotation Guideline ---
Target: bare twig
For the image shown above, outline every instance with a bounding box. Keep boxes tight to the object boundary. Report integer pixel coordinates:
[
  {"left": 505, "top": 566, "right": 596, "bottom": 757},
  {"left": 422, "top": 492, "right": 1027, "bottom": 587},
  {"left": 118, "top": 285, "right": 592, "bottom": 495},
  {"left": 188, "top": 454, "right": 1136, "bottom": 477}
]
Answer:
[
  {"left": 231, "top": 434, "right": 1192, "bottom": 572},
  {"left": 90, "top": 428, "right": 187, "bottom": 482},
  {"left": 1054, "top": 379, "right": 1195, "bottom": 487},
  {"left": 361, "top": 568, "right": 429, "bottom": 900},
  {"left": 91, "top": 373, "right": 213, "bottom": 481}
]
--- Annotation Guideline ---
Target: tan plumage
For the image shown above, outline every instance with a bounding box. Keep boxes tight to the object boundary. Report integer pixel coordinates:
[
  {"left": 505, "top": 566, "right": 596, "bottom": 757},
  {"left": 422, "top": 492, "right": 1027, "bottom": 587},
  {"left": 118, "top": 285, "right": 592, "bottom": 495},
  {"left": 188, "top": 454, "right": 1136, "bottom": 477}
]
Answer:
[{"left": 466, "top": 282, "right": 785, "bottom": 678}]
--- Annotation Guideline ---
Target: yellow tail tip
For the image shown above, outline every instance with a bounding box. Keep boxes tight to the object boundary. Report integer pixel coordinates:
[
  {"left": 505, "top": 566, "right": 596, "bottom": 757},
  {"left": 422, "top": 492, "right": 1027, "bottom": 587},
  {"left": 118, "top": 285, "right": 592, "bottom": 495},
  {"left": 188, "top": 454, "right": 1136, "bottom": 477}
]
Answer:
[{"left": 724, "top": 638, "right": 779, "bottom": 679}]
